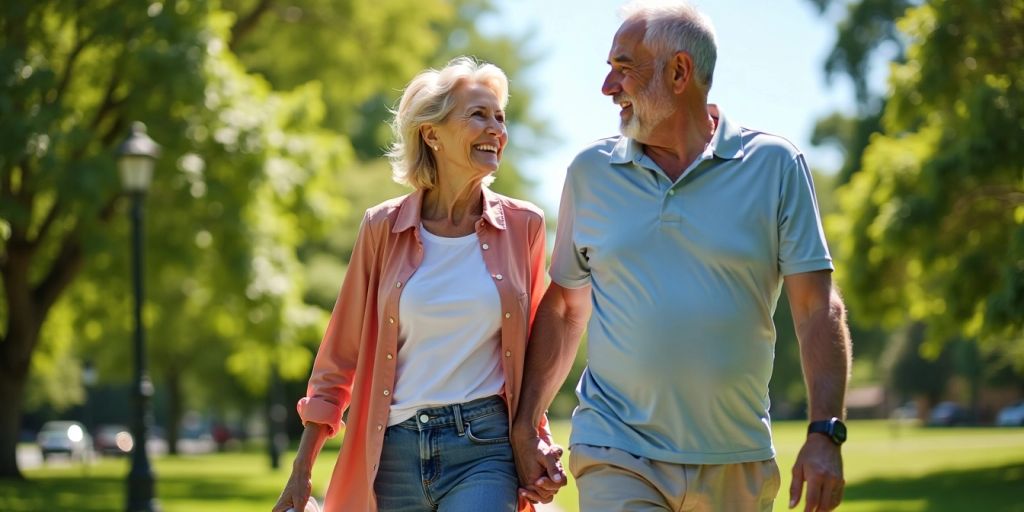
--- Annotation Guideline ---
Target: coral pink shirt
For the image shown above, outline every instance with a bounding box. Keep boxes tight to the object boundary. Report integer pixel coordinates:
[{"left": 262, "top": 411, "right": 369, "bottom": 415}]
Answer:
[{"left": 297, "top": 188, "right": 547, "bottom": 512}]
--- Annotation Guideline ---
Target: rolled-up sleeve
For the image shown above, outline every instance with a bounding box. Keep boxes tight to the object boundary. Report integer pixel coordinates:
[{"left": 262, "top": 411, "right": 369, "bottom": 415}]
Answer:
[{"left": 297, "top": 210, "right": 378, "bottom": 437}]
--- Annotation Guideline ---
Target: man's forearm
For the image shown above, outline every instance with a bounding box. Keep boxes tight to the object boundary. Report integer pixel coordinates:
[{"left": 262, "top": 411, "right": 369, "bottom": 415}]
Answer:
[
  {"left": 797, "top": 289, "right": 852, "bottom": 420},
  {"left": 515, "top": 284, "right": 591, "bottom": 431}
]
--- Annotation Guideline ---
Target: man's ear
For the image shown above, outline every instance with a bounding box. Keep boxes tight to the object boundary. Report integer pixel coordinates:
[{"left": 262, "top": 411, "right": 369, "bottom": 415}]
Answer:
[{"left": 670, "top": 51, "right": 694, "bottom": 94}]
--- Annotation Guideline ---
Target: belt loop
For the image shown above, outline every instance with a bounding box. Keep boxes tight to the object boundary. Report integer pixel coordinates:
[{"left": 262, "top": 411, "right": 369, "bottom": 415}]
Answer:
[{"left": 453, "top": 403, "right": 466, "bottom": 436}]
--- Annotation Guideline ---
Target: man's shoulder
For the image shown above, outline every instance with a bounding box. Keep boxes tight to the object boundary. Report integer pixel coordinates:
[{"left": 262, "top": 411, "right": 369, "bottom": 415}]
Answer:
[
  {"left": 737, "top": 126, "right": 803, "bottom": 161},
  {"left": 568, "top": 135, "right": 622, "bottom": 172}
]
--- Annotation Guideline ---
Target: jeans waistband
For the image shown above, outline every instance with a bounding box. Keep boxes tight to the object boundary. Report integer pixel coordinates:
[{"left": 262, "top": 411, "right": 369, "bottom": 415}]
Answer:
[{"left": 394, "top": 395, "right": 507, "bottom": 431}]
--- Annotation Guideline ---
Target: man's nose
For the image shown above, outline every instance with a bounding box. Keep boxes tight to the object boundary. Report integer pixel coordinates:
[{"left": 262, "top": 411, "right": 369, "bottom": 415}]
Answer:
[{"left": 601, "top": 72, "right": 620, "bottom": 97}]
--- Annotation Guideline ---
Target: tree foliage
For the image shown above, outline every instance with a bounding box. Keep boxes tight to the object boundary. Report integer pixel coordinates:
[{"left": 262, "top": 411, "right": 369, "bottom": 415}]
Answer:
[
  {"left": 1, "top": 0, "right": 545, "bottom": 475},
  {"left": 823, "top": 0, "right": 1024, "bottom": 366}
]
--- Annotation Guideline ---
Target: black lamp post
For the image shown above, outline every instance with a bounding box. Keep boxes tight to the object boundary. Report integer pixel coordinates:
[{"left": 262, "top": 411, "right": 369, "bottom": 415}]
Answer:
[
  {"left": 81, "top": 360, "right": 97, "bottom": 442},
  {"left": 116, "top": 122, "right": 160, "bottom": 512}
]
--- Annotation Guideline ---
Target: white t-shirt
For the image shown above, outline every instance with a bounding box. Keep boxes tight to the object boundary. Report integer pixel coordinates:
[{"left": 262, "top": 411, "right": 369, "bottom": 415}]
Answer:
[{"left": 388, "top": 225, "right": 504, "bottom": 425}]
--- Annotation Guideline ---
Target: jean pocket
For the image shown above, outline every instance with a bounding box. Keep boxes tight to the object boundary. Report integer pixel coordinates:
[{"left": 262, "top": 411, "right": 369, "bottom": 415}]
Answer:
[{"left": 464, "top": 413, "right": 510, "bottom": 445}]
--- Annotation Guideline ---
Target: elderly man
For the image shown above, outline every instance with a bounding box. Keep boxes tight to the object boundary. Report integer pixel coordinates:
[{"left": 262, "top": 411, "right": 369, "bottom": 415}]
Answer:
[{"left": 512, "top": 2, "right": 851, "bottom": 511}]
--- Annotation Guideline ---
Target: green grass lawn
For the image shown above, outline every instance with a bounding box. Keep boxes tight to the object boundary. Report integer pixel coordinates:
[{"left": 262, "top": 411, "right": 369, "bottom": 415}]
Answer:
[{"left": 1, "top": 420, "right": 1022, "bottom": 511}]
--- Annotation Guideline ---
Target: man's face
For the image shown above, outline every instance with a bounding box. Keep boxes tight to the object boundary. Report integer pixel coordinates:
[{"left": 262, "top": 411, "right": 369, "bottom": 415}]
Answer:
[{"left": 602, "top": 20, "right": 676, "bottom": 141}]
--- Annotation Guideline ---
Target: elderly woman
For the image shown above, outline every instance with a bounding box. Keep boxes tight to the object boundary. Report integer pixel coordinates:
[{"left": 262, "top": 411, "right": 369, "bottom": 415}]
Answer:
[{"left": 273, "top": 57, "right": 558, "bottom": 512}]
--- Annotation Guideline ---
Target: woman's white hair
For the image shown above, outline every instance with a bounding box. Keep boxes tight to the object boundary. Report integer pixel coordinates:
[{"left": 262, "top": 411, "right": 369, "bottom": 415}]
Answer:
[
  {"left": 386, "top": 56, "right": 510, "bottom": 190},
  {"left": 620, "top": 0, "right": 718, "bottom": 90}
]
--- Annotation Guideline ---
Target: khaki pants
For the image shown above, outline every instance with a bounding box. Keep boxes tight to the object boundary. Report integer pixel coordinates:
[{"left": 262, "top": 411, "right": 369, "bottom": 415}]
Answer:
[{"left": 569, "top": 444, "right": 781, "bottom": 512}]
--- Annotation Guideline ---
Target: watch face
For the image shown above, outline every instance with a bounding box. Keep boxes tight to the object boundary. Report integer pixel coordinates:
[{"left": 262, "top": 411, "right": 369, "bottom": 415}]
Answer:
[{"left": 830, "top": 419, "right": 847, "bottom": 444}]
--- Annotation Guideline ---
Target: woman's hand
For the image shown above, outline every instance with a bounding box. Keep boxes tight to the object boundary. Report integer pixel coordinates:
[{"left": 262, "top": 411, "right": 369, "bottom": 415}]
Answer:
[
  {"left": 272, "top": 422, "right": 330, "bottom": 511},
  {"left": 272, "top": 468, "right": 313, "bottom": 512},
  {"left": 511, "top": 422, "right": 566, "bottom": 504}
]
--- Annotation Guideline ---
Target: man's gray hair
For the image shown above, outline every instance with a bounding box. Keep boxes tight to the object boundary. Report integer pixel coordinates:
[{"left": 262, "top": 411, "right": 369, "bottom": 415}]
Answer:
[{"left": 620, "top": 0, "right": 718, "bottom": 90}]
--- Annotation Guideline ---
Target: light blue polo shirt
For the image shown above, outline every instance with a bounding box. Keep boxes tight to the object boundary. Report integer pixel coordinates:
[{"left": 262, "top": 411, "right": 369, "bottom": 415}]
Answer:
[{"left": 551, "top": 107, "right": 833, "bottom": 464}]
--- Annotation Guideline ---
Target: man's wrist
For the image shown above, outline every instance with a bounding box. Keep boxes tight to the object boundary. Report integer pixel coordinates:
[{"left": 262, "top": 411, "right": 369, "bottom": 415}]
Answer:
[{"left": 511, "top": 418, "right": 540, "bottom": 437}]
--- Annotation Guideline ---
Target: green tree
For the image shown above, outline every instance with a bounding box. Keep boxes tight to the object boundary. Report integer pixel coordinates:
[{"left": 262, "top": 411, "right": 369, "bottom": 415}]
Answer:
[
  {"left": 821, "top": 1, "right": 1024, "bottom": 365},
  {"left": 1, "top": 0, "right": 548, "bottom": 477}
]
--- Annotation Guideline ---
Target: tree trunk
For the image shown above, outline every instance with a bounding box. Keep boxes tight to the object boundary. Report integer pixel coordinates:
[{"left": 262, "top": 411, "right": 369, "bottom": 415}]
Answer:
[
  {"left": 0, "top": 243, "right": 41, "bottom": 480},
  {"left": 0, "top": 220, "right": 84, "bottom": 478},
  {"left": 0, "top": 352, "right": 30, "bottom": 479}
]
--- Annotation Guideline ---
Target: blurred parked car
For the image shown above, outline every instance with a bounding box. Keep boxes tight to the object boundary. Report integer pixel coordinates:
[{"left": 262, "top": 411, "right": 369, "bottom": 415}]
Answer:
[
  {"left": 927, "top": 401, "right": 970, "bottom": 426},
  {"left": 996, "top": 402, "right": 1024, "bottom": 427},
  {"left": 37, "top": 421, "right": 93, "bottom": 462},
  {"left": 93, "top": 424, "right": 133, "bottom": 456},
  {"left": 890, "top": 401, "right": 919, "bottom": 424}
]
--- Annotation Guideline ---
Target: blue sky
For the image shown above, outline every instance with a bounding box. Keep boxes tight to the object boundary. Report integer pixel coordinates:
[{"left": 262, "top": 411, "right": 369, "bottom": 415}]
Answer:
[{"left": 487, "top": 0, "right": 857, "bottom": 212}]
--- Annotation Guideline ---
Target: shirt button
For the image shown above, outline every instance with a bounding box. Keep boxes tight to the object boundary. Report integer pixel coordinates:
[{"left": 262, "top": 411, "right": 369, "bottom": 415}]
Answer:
[
  {"left": 396, "top": 281, "right": 402, "bottom": 288},
  {"left": 504, "top": 312, "right": 511, "bottom": 319},
  {"left": 494, "top": 274, "right": 503, "bottom": 281},
  {"left": 377, "top": 424, "right": 383, "bottom": 431},
  {"left": 372, "top": 463, "right": 377, "bottom": 470},
  {"left": 419, "top": 414, "right": 430, "bottom": 424},
  {"left": 505, "top": 350, "right": 512, "bottom": 357},
  {"left": 481, "top": 243, "right": 490, "bottom": 250},
  {"left": 388, "top": 317, "right": 395, "bottom": 324},
  {"left": 668, "top": 189, "right": 676, "bottom": 196},
  {"left": 383, "top": 389, "right": 390, "bottom": 396},
  {"left": 386, "top": 353, "right": 394, "bottom": 360}
]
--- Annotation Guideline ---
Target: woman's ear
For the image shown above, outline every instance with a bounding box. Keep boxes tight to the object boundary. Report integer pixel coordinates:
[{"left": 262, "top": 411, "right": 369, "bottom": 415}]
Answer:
[{"left": 420, "top": 124, "right": 440, "bottom": 151}]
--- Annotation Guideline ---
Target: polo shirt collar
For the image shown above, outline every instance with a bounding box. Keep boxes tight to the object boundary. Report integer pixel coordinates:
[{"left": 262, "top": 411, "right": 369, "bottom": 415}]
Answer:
[
  {"left": 392, "top": 187, "right": 507, "bottom": 233},
  {"left": 608, "top": 104, "right": 745, "bottom": 165},
  {"left": 707, "top": 105, "right": 744, "bottom": 160}
]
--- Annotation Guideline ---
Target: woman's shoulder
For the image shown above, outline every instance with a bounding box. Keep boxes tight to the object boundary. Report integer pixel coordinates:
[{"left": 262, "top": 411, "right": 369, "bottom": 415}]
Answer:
[{"left": 362, "top": 193, "right": 414, "bottom": 224}]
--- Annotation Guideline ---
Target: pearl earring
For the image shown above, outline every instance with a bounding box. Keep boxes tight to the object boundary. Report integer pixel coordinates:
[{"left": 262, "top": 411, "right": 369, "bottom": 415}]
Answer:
[{"left": 433, "top": 145, "right": 439, "bottom": 151}]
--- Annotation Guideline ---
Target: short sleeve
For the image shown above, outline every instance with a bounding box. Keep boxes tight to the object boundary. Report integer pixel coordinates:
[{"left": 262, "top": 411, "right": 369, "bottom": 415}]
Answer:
[
  {"left": 778, "top": 154, "right": 834, "bottom": 276},
  {"left": 548, "top": 168, "right": 592, "bottom": 288}
]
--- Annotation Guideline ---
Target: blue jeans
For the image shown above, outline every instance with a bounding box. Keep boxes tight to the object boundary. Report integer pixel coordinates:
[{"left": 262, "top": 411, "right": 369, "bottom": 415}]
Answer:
[{"left": 374, "top": 395, "right": 518, "bottom": 512}]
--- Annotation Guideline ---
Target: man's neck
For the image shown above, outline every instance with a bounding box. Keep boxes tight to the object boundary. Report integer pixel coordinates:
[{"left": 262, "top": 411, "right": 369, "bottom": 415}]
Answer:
[{"left": 641, "top": 104, "right": 716, "bottom": 182}]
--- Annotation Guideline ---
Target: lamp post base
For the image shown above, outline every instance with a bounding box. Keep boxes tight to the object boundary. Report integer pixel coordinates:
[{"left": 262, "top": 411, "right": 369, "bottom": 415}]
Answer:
[{"left": 126, "top": 470, "right": 159, "bottom": 512}]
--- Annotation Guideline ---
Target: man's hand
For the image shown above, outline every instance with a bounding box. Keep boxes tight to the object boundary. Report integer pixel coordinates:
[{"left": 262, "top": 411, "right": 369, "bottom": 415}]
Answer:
[
  {"left": 511, "top": 424, "right": 566, "bottom": 504},
  {"left": 789, "top": 434, "right": 844, "bottom": 511}
]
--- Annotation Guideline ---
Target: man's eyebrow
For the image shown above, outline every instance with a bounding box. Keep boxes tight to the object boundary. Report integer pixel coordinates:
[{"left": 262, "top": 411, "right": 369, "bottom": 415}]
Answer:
[{"left": 607, "top": 54, "right": 634, "bottom": 65}]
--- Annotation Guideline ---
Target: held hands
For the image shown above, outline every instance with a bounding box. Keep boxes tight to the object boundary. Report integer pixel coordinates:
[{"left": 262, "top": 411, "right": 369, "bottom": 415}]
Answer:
[
  {"left": 272, "top": 468, "right": 313, "bottom": 512},
  {"left": 510, "top": 424, "right": 567, "bottom": 504},
  {"left": 789, "top": 434, "right": 844, "bottom": 511}
]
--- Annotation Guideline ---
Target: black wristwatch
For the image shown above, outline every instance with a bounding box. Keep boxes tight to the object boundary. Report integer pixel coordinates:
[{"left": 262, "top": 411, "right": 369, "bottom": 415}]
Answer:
[{"left": 807, "top": 417, "right": 847, "bottom": 445}]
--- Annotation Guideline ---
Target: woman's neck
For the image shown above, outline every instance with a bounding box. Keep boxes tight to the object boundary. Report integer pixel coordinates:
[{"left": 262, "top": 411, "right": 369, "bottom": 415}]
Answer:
[{"left": 421, "top": 173, "right": 484, "bottom": 234}]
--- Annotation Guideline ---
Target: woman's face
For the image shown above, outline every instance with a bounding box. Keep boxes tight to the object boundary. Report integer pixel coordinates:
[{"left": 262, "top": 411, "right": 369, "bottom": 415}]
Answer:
[{"left": 428, "top": 82, "right": 507, "bottom": 180}]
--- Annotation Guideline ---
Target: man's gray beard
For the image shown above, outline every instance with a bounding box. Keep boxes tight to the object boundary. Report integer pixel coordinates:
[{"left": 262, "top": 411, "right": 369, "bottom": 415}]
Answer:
[{"left": 620, "top": 68, "right": 675, "bottom": 141}]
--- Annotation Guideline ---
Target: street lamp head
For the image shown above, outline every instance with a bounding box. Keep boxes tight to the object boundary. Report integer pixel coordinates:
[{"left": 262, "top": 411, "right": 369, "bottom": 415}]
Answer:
[{"left": 116, "top": 122, "right": 161, "bottom": 193}]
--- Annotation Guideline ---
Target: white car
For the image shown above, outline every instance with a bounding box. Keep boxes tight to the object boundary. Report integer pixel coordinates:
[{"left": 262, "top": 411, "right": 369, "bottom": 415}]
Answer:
[
  {"left": 996, "top": 402, "right": 1024, "bottom": 427},
  {"left": 37, "top": 421, "right": 93, "bottom": 462}
]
